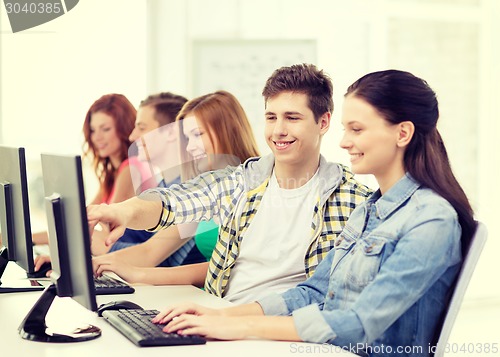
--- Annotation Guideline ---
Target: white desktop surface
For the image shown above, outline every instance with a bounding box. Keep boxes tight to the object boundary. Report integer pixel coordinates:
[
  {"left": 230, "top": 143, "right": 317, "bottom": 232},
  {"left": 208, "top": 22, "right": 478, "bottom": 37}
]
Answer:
[
  {"left": 0, "top": 260, "right": 52, "bottom": 290},
  {"left": 0, "top": 265, "right": 357, "bottom": 357}
]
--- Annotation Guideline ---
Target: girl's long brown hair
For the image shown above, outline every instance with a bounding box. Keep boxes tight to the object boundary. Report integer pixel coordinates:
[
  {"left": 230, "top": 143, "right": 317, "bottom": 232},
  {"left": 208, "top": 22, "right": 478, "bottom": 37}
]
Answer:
[
  {"left": 82, "top": 94, "right": 136, "bottom": 202},
  {"left": 176, "top": 90, "right": 260, "bottom": 180}
]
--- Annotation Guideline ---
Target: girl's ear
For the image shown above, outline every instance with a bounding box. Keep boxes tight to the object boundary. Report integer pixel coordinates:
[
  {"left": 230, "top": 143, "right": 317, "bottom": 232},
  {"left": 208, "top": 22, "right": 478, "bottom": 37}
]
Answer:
[{"left": 397, "top": 121, "right": 415, "bottom": 148}]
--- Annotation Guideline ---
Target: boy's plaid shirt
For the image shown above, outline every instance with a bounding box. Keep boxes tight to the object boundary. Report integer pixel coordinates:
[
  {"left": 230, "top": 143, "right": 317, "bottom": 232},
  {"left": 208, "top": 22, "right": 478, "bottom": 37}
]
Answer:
[{"left": 144, "top": 154, "right": 372, "bottom": 298}]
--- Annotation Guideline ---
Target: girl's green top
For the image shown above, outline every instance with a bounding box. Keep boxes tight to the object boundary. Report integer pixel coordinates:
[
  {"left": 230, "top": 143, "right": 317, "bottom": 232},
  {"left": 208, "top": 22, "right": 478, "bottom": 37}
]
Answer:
[{"left": 194, "top": 219, "right": 218, "bottom": 261}]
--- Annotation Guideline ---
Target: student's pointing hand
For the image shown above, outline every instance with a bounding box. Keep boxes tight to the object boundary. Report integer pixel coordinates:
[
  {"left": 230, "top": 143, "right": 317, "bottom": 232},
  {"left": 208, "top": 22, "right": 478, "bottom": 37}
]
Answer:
[{"left": 87, "top": 204, "right": 126, "bottom": 246}]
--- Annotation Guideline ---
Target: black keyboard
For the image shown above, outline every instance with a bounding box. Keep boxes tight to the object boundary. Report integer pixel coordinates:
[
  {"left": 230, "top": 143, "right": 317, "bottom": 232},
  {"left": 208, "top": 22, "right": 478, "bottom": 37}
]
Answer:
[
  {"left": 94, "top": 275, "right": 135, "bottom": 295},
  {"left": 101, "top": 309, "right": 206, "bottom": 347}
]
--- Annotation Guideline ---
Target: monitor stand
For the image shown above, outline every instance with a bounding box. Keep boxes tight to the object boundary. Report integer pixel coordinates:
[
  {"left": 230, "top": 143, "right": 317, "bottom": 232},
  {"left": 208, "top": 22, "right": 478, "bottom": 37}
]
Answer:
[
  {"left": 0, "top": 246, "right": 8, "bottom": 284},
  {"left": 18, "top": 284, "right": 101, "bottom": 342}
]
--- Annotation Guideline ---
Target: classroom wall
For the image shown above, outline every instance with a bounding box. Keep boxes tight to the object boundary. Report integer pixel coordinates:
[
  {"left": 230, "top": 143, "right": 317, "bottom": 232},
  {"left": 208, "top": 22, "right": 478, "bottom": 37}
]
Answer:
[{"left": 0, "top": 0, "right": 148, "bottom": 226}]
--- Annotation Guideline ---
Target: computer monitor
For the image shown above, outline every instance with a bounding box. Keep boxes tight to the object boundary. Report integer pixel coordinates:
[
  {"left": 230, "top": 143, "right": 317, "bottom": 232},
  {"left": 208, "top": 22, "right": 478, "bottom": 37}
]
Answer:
[
  {"left": 18, "top": 153, "right": 101, "bottom": 342},
  {"left": 0, "top": 146, "right": 36, "bottom": 276}
]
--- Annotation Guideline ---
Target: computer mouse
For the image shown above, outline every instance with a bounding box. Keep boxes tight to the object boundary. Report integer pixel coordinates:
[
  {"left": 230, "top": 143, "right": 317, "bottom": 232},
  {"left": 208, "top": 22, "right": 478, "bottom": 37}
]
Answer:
[
  {"left": 97, "top": 300, "right": 143, "bottom": 317},
  {"left": 26, "top": 261, "right": 52, "bottom": 279}
]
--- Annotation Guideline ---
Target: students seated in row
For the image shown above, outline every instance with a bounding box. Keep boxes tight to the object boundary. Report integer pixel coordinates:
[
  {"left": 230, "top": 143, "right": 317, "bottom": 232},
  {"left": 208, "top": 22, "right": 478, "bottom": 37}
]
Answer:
[
  {"left": 32, "top": 93, "right": 147, "bottom": 246},
  {"left": 91, "top": 90, "right": 260, "bottom": 278},
  {"left": 91, "top": 92, "right": 189, "bottom": 256},
  {"left": 87, "top": 63, "right": 372, "bottom": 303},
  {"left": 153, "top": 70, "right": 476, "bottom": 357},
  {"left": 34, "top": 92, "right": 191, "bottom": 272}
]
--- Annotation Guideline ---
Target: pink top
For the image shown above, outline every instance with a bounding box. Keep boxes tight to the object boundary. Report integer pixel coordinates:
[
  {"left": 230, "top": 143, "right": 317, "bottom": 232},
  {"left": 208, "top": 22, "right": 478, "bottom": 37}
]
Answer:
[{"left": 104, "top": 156, "right": 156, "bottom": 204}]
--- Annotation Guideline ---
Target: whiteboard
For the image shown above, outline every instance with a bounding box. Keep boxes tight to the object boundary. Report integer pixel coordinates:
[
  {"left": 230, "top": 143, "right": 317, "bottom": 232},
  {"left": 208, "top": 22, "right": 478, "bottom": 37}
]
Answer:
[{"left": 192, "top": 39, "right": 317, "bottom": 155}]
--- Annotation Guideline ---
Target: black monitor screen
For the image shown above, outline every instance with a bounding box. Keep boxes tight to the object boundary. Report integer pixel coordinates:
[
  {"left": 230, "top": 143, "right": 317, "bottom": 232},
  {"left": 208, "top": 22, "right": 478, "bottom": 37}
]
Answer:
[
  {"left": 0, "top": 146, "right": 35, "bottom": 275},
  {"left": 41, "top": 153, "right": 97, "bottom": 312},
  {"left": 18, "top": 153, "right": 100, "bottom": 343}
]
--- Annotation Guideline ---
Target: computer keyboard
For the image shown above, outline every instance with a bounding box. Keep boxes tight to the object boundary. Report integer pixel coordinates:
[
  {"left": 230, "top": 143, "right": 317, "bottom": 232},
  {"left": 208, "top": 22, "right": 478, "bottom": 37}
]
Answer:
[
  {"left": 94, "top": 274, "right": 135, "bottom": 295},
  {"left": 101, "top": 309, "right": 206, "bottom": 347}
]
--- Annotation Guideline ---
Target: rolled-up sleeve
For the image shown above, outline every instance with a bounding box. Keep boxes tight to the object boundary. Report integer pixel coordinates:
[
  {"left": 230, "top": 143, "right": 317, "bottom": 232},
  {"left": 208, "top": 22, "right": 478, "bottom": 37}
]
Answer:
[
  {"left": 139, "top": 167, "right": 242, "bottom": 232},
  {"left": 292, "top": 304, "right": 336, "bottom": 343},
  {"left": 257, "top": 294, "right": 290, "bottom": 316}
]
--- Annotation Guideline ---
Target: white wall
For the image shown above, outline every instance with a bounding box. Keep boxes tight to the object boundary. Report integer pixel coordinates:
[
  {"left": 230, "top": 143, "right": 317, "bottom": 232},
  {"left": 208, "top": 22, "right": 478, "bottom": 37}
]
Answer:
[
  {"left": 0, "top": 0, "right": 147, "bottom": 228},
  {"left": 1, "top": 0, "right": 498, "bottom": 300}
]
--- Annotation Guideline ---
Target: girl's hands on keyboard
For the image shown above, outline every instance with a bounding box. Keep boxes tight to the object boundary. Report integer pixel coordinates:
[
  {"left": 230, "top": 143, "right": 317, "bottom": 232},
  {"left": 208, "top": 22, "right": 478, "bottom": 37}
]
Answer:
[
  {"left": 161, "top": 314, "right": 250, "bottom": 341},
  {"left": 153, "top": 303, "right": 249, "bottom": 340},
  {"left": 151, "top": 302, "right": 276, "bottom": 341},
  {"left": 152, "top": 303, "right": 221, "bottom": 325}
]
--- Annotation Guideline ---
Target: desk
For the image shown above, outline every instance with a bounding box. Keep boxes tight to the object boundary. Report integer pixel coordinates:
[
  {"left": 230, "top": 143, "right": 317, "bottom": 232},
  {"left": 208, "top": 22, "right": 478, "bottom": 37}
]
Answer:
[
  {"left": 0, "top": 284, "right": 357, "bottom": 356},
  {"left": 0, "top": 260, "right": 51, "bottom": 291}
]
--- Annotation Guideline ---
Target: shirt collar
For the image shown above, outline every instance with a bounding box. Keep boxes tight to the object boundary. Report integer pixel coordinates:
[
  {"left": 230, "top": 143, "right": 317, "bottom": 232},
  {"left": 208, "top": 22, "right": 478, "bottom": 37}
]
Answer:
[{"left": 369, "top": 173, "right": 421, "bottom": 219}]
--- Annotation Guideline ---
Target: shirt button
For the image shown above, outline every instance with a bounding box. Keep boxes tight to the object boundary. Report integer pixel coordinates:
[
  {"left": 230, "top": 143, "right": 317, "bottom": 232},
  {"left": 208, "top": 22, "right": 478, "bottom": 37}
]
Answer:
[
  {"left": 335, "top": 238, "right": 343, "bottom": 246},
  {"left": 328, "top": 291, "right": 335, "bottom": 299}
]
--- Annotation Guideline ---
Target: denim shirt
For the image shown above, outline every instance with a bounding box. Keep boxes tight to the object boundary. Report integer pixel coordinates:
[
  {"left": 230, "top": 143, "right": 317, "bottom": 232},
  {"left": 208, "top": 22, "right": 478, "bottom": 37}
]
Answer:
[{"left": 258, "top": 174, "right": 462, "bottom": 357}]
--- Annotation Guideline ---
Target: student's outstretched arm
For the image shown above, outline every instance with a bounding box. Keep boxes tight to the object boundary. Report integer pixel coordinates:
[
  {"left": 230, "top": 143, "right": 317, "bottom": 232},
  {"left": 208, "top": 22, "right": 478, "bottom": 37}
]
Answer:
[
  {"left": 32, "top": 231, "right": 49, "bottom": 245},
  {"left": 87, "top": 196, "right": 162, "bottom": 246},
  {"left": 93, "top": 259, "right": 209, "bottom": 287},
  {"left": 91, "top": 224, "right": 191, "bottom": 259}
]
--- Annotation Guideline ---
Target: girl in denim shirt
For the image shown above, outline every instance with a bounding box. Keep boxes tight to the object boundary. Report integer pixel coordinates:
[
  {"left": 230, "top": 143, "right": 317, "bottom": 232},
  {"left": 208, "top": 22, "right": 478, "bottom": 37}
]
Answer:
[{"left": 153, "top": 70, "right": 477, "bottom": 357}]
